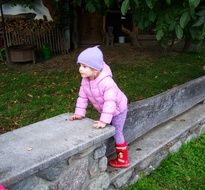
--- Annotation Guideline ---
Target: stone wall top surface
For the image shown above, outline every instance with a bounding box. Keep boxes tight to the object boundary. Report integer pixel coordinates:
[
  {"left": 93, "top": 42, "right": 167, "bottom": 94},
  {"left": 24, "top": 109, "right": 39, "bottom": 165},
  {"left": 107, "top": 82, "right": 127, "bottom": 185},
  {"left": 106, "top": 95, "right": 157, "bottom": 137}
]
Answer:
[
  {"left": 0, "top": 113, "right": 115, "bottom": 185},
  {"left": 124, "top": 75, "right": 205, "bottom": 143}
]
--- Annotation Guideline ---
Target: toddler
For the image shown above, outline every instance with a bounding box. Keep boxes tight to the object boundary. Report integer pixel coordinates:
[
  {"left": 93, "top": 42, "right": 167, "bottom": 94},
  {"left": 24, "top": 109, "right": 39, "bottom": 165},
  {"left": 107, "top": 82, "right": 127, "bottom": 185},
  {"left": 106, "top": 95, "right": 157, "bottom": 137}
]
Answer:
[{"left": 70, "top": 46, "right": 129, "bottom": 168}]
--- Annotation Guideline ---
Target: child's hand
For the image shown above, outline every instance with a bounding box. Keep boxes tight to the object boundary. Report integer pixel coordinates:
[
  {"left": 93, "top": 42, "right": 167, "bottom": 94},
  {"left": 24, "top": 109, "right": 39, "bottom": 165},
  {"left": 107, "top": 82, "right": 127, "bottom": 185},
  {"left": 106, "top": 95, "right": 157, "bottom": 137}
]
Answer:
[
  {"left": 93, "top": 121, "right": 106, "bottom": 128},
  {"left": 69, "top": 114, "right": 83, "bottom": 121}
]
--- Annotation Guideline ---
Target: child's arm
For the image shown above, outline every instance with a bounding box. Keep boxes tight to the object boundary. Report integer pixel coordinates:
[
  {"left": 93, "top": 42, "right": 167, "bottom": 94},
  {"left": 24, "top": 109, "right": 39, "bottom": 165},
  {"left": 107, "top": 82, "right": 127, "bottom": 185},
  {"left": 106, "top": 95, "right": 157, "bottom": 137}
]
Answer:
[
  {"left": 70, "top": 84, "right": 88, "bottom": 120},
  {"left": 93, "top": 120, "right": 106, "bottom": 128},
  {"left": 69, "top": 114, "right": 83, "bottom": 120},
  {"left": 96, "top": 78, "right": 117, "bottom": 126}
]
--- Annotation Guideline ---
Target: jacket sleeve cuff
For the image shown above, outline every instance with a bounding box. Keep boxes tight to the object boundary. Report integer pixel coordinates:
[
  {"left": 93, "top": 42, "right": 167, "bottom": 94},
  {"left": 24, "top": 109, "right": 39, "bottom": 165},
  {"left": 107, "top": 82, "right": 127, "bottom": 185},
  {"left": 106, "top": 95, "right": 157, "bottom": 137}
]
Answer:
[
  {"left": 75, "top": 107, "right": 86, "bottom": 117},
  {"left": 100, "top": 113, "right": 113, "bottom": 124}
]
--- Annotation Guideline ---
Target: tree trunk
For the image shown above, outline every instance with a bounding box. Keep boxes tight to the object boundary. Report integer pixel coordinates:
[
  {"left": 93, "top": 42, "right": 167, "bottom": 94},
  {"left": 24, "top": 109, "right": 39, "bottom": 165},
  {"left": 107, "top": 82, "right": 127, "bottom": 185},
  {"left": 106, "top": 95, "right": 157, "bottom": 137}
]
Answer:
[
  {"left": 71, "top": 9, "right": 79, "bottom": 49},
  {"left": 121, "top": 22, "right": 141, "bottom": 47},
  {"left": 183, "top": 38, "right": 202, "bottom": 53}
]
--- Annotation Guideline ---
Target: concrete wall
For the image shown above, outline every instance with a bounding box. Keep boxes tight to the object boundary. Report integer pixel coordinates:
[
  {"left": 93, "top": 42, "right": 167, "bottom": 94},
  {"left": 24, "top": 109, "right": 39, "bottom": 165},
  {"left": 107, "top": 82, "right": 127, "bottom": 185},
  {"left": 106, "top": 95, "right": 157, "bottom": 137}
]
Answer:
[
  {"left": 0, "top": 75, "right": 205, "bottom": 189},
  {"left": 106, "top": 75, "right": 205, "bottom": 154},
  {"left": 124, "top": 75, "right": 205, "bottom": 143}
]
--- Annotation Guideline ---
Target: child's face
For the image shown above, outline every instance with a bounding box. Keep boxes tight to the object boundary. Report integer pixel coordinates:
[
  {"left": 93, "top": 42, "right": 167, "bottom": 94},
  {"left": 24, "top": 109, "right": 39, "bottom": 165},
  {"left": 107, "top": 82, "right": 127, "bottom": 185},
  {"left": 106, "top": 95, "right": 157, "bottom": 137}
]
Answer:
[{"left": 79, "top": 64, "right": 96, "bottom": 79}]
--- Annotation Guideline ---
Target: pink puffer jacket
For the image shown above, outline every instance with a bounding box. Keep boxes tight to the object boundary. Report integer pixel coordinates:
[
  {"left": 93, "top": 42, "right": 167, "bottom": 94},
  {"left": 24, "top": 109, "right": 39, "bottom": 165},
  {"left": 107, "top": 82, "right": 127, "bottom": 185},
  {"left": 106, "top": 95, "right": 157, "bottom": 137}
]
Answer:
[{"left": 75, "top": 63, "right": 128, "bottom": 124}]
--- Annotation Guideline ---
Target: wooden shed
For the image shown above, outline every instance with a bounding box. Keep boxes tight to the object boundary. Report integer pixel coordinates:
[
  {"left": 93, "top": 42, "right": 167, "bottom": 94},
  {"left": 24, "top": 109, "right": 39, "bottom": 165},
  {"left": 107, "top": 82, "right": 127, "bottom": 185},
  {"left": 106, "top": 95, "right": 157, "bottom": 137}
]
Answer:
[{"left": 74, "top": 7, "right": 132, "bottom": 46}]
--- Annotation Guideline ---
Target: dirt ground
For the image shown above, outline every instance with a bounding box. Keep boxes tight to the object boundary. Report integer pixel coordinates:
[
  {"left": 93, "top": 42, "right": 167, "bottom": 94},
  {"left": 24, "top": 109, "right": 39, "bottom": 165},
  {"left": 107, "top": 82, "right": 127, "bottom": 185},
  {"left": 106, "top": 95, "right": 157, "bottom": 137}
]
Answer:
[
  {"left": 4, "top": 42, "right": 184, "bottom": 72},
  {"left": 5, "top": 43, "right": 170, "bottom": 71}
]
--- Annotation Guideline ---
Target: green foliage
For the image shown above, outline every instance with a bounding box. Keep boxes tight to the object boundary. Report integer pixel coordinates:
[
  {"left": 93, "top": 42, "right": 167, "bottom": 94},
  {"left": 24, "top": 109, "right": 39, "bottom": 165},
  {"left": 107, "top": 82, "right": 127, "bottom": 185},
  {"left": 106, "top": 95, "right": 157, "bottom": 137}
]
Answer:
[
  {"left": 192, "top": 15, "right": 205, "bottom": 27},
  {"left": 189, "top": 0, "right": 200, "bottom": 9},
  {"left": 156, "top": 29, "right": 164, "bottom": 41},
  {"left": 166, "top": 0, "right": 171, "bottom": 5},
  {"left": 121, "top": 0, "right": 130, "bottom": 16},
  {"left": 145, "top": 0, "right": 154, "bottom": 9},
  {"left": 180, "top": 11, "right": 191, "bottom": 28},
  {"left": 72, "top": 0, "right": 112, "bottom": 15},
  {"left": 104, "top": 0, "right": 115, "bottom": 7},
  {"left": 175, "top": 24, "right": 183, "bottom": 39},
  {"left": 12, "top": 0, "right": 205, "bottom": 48},
  {"left": 121, "top": 0, "right": 205, "bottom": 48}
]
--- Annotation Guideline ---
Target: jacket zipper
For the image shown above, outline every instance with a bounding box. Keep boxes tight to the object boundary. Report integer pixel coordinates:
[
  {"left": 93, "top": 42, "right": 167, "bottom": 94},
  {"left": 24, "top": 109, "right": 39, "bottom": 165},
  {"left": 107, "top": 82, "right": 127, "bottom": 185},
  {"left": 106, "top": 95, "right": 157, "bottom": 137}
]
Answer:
[{"left": 89, "top": 82, "right": 101, "bottom": 111}]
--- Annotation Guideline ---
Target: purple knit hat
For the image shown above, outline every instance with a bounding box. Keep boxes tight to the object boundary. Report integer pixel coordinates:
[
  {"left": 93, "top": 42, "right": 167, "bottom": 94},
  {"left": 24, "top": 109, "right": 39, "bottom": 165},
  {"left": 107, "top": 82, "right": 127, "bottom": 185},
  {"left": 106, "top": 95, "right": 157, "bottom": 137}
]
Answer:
[{"left": 77, "top": 46, "right": 104, "bottom": 71}]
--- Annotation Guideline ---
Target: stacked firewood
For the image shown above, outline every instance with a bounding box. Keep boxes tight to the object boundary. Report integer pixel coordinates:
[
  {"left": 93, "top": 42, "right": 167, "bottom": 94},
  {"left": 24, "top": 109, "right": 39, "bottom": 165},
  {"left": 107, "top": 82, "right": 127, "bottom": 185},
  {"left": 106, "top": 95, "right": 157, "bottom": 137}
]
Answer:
[{"left": 5, "top": 17, "right": 55, "bottom": 35}]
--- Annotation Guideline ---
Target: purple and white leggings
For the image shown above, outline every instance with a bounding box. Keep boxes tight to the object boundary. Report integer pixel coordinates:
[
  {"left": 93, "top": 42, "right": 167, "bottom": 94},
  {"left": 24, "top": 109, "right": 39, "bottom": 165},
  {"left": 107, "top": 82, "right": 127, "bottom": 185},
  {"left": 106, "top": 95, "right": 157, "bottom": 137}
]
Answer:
[{"left": 111, "top": 109, "right": 127, "bottom": 144}]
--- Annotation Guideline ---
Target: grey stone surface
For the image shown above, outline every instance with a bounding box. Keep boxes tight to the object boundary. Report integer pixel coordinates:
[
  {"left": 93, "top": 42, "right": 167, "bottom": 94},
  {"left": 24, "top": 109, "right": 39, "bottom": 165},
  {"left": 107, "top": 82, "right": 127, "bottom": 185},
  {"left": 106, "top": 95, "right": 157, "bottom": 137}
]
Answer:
[
  {"left": 88, "top": 157, "right": 99, "bottom": 178},
  {"left": 150, "top": 150, "right": 168, "bottom": 168},
  {"left": 144, "top": 165, "right": 155, "bottom": 175},
  {"left": 107, "top": 186, "right": 115, "bottom": 190},
  {"left": 185, "top": 133, "right": 197, "bottom": 143},
  {"left": 37, "top": 161, "right": 67, "bottom": 181},
  {"left": 109, "top": 103, "right": 205, "bottom": 182},
  {"left": 0, "top": 114, "right": 114, "bottom": 186},
  {"left": 169, "top": 141, "right": 182, "bottom": 153},
  {"left": 87, "top": 173, "right": 110, "bottom": 190},
  {"left": 99, "top": 157, "right": 108, "bottom": 172},
  {"left": 179, "top": 131, "right": 189, "bottom": 143},
  {"left": 128, "top": 172, "right": 139, "bottom": 185},
  {"left": 71, "top": 146, "right": 96, "bottom": 160},
  {"left": 137, "top": 155, "right": 153, "bottom": 171},
  {"left": 55, "top": 157, "right": 88, "bottom": 190},
  {"left": 198, "top": 124, "right": 205, "bottom": 135},
  {"left": 33, "top": 184, "right": 49, "bottom": 190},
  {"left": 10, "top": 176, "right": 49, "bottom": 190},
  {"left": 94, "top": 144, "right": 106, "bottom": 159},
  {"left": 123, "top": 76, "right": 205, "bottom": 146},
  {"left": 112, "top": 170, "right": 133, "bottom": 188}
]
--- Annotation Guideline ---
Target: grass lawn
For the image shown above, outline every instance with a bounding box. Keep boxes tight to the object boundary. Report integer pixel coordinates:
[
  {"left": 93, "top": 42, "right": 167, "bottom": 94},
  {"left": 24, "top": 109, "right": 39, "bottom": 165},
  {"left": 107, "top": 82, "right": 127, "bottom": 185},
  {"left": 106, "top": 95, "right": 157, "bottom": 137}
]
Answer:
[
  {"left": 1, "top": 45, "right": 205, "bottom": 189},
  {"left": 125, "top": 134, "right": 205, "bottom": 190},
  {"left": 1, "top": 46, "right": 205, "bottom": 134}
]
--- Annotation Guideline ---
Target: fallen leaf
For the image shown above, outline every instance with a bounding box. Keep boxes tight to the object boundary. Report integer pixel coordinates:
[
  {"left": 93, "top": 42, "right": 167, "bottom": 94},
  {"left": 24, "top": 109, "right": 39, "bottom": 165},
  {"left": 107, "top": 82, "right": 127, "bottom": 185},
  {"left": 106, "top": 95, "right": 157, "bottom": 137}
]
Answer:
[
  {"left": 172, "top": 84, "right": 178, "bottom": 88},
  {"left": 27, "top": 147, "right": 33, "bottom": 151},
  {"left": 27, "top": 94, "right": 33, "bottom": 98},
  {"left": 136, "top": 96, "right": 144, "bottom": 100}
]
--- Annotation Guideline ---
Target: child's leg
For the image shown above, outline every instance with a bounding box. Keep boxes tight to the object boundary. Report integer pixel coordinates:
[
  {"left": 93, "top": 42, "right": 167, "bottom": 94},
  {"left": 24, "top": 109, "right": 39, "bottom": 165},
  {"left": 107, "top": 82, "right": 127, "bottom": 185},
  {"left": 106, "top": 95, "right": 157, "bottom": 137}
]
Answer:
[
  {"left": 109, "top": 109, "right": 129, "bottom": 168},
  {"left": 111, "top": 109, "right": 127, "bottom": 144}
]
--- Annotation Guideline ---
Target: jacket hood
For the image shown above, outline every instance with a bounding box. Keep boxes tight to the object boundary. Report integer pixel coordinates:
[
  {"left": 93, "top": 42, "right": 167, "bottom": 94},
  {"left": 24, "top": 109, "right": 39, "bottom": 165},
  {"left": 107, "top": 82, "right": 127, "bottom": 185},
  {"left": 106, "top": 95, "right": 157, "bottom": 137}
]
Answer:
[{"left": 89, "top": 63, "right": 112, "bottom": 85}]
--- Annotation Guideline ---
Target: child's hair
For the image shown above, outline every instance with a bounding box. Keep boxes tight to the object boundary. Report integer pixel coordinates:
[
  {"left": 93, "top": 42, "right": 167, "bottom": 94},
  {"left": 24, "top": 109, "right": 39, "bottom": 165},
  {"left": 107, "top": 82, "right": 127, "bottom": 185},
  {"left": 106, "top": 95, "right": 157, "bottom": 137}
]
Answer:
[{"left": 77, "top": 46, "right": 104, "bottom": 71}]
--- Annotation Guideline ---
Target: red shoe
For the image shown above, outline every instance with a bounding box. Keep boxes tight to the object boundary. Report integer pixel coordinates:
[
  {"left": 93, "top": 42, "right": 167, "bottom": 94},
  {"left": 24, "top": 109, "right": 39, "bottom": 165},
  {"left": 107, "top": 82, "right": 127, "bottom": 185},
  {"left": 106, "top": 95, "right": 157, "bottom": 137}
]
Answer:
[
  {"left": 0, "top": 184, "right": 7, "bottom": 190},
  {"left": 108, "top": 142, "right": 129, "bottom": 168}
]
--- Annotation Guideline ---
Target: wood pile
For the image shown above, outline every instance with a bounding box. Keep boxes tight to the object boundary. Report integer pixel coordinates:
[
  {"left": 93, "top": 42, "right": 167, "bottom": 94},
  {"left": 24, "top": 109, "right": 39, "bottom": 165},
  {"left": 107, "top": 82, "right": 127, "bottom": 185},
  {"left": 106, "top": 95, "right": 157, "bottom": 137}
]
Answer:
[
  {"left": 5, "top": 16, "right": 55, "bottom": 36},
  {"left": 1, "top": 15, "right": 67, "bottom": 54}
]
